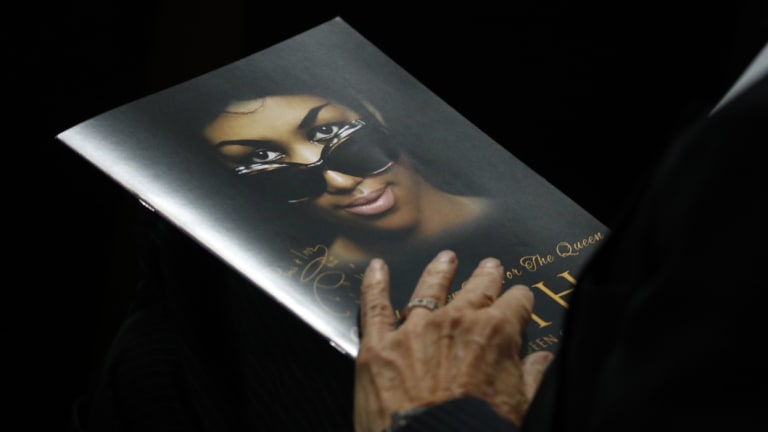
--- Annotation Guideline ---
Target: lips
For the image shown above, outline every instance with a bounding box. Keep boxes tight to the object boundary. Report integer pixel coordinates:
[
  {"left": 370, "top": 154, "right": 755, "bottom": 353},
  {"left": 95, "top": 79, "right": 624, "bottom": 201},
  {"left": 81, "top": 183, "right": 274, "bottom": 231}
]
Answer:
[{"left": 343, "top": 186, "right": 395, "bottom": 216}]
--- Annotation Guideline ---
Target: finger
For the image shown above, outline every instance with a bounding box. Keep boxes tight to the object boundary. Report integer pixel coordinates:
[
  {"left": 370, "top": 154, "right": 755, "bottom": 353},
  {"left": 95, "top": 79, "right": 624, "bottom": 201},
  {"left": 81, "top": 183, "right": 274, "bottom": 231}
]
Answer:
[
  {"left": 521, "top": 350, "right": 554, "bottom": 402},
  {"left": 403, "top": 250, "right": 458, "bottom": 322},
  {"left": 491, "top": 284, "right": 535, "bottom": 334},
  {"left": 359, "top": 258, "right": 396, "bottom": 343},
  {"left": 448, "top": 257, "right": 504, "bottom": 311}
]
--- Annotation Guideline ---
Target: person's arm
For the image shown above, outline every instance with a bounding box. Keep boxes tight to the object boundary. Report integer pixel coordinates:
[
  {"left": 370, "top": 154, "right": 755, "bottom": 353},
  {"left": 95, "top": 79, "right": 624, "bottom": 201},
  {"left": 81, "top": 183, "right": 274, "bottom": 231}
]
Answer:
[{"left": 354, "top": 250, "right": 553, "bottom": 432}]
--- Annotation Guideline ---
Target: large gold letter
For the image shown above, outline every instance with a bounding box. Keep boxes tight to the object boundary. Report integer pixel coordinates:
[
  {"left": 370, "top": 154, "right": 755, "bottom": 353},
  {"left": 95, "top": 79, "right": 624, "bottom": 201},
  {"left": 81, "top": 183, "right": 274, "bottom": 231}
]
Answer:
[{"left": 531, "top": 270, "right": 577, "bottom": 308}]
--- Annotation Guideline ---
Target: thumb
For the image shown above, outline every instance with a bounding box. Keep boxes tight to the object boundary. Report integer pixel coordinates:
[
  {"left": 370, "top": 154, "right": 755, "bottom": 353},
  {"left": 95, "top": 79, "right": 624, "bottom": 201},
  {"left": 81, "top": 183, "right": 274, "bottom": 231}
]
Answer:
[{"left": 521, "top": 350, "right": 554, "bottom": 401}]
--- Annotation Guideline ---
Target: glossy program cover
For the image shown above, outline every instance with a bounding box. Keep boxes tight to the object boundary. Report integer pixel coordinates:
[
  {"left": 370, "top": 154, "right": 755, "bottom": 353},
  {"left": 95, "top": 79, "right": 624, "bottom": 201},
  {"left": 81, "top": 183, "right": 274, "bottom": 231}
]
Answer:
[{"left": 56, "top": 17, "right": 607, "bottom": 358}]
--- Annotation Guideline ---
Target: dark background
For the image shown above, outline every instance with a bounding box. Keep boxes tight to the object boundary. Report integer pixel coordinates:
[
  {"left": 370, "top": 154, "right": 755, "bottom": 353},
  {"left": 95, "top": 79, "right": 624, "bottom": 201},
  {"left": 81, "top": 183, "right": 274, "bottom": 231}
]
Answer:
[{"left": 10, "top": 1, "right": 766, "bottom": 430}]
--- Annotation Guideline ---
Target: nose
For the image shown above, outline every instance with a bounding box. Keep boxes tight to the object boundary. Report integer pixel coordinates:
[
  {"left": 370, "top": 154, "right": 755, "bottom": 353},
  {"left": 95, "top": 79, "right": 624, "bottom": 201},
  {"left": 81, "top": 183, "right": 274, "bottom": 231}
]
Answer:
[
  {"left": 322, "top": 170, "right": 363, "bottom": 194},
  {"left": 292, "top": 141, "right": 362, "bottom": 194},
  {"left": 291, "top": 141, "right": 324, "bottom": 165}
]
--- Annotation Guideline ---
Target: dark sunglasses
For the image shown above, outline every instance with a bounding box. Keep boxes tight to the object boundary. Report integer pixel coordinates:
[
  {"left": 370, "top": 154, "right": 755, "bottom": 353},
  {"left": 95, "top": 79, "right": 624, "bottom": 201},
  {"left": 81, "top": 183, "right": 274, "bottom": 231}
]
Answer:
[{"left": 232, "top": 119, "right": 399, "bottom": 203}]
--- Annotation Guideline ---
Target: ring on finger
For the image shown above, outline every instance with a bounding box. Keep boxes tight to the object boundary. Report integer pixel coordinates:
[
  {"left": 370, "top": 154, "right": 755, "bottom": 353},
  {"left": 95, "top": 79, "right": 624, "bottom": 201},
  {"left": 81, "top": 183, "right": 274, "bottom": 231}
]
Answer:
[{"left": 405, "top": 297, "right": 440, "bottom": 314}]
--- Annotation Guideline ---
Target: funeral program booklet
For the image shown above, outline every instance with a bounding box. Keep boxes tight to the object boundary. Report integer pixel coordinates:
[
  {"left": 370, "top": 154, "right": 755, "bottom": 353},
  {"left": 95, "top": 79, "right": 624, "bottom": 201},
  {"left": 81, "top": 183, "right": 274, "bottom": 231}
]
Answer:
[{"left": 57, "top": 17, "right": 608, "bottom": 358}]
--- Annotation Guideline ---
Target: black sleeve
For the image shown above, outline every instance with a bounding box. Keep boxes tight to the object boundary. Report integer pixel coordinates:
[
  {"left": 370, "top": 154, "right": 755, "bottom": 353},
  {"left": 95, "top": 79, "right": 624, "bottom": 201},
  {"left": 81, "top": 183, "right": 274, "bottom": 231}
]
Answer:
[
  {"left": 521, "top": 65, "right": 768, "bottom": 432},
  {"left": 395, "top": 397, "right": 518, "bottom": 432}
]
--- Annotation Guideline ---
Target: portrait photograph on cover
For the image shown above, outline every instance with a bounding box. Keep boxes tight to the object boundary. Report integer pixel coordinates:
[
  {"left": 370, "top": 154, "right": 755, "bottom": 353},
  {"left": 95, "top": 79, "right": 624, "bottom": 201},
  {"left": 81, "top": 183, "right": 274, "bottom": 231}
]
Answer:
[{"left": 58, "top": 19, "right": 606, "bottom": 357}]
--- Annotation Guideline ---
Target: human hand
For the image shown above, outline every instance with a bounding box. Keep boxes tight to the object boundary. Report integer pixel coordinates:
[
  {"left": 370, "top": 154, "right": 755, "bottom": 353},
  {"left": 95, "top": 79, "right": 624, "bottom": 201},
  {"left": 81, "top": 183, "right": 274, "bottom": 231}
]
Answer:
[{"left": 354, "top": 250, "right": 554, "bottom": 432}]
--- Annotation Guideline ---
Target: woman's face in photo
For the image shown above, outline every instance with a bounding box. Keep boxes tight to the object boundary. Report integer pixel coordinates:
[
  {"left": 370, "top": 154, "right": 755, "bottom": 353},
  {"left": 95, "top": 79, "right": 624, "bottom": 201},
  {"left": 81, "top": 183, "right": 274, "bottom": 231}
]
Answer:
[{"left": 205, "top": 94, "right": 426, "bottom": 233}]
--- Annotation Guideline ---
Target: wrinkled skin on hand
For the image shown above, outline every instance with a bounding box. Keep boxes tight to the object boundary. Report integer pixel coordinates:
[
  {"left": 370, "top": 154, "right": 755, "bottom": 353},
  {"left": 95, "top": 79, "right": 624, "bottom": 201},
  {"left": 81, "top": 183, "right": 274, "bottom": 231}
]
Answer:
[{"left": 354, "top": 250, "right": 554, "bottom": 432}]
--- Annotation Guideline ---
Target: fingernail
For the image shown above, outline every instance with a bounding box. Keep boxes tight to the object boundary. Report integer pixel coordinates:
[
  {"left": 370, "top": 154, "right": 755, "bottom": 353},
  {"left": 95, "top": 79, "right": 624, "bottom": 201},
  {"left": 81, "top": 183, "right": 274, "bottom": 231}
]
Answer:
[
  {"left": 479, "top": 257, "right": 501, "bottom": 268},
  {"left": 368, "top": 258, "right": 385, "bottom": 270},
  {"left": 511, "top": 284, "right": 532, "bottom": 293},
  {"left": 436, "top": 250, "right": 456, "bottom": 262}
]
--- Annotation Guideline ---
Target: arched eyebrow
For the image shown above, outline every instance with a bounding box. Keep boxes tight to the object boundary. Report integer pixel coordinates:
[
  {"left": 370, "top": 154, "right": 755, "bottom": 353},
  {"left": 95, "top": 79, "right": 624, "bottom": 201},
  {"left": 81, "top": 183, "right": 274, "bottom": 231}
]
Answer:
[
  {"left": 297, "top": 103, "right": 331, "bottom": 129},
  {"left": 214, "top": 102, "right": 332, "bottom": 148},
  {"left": 215, "top": 139, "right": 271, "bottom": 149}
]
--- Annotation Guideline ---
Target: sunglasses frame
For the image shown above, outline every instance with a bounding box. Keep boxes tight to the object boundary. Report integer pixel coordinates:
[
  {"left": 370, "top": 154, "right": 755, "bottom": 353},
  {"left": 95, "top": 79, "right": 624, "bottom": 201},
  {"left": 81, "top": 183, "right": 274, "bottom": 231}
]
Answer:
[{"left": 233, "top": 119, "right": 398, "bottom": 203}]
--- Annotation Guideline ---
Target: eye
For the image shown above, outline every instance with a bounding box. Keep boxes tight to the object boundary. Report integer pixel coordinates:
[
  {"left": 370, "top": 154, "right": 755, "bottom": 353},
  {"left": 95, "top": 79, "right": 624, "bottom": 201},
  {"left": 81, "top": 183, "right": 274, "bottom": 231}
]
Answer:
[
  {"left": 247, "top": 149, "right": 285, "bottom": 164},
  {"left": 218, "top": 143, "right": 286, "bottom": 166},
  {"left": 308, "top": 122, "right": 346, "bottom": 143}
]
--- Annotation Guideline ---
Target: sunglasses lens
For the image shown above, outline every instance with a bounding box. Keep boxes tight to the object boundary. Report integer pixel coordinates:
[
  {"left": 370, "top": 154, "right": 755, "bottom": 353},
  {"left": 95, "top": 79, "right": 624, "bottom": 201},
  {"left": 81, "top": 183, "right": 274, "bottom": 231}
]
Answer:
[
  {"left": 243, "top": 165, "right": 325, "bottom": 202},
  {"left": 326, "top": 123, "right": 398, "bottom": 176}
]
